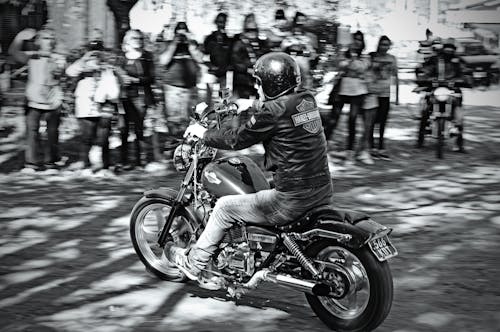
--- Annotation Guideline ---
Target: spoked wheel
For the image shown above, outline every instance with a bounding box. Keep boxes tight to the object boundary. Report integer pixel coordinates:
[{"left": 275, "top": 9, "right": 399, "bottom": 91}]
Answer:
[
  {"left": 130, "top": 196, "right": 196, "bottom": 281},
  {"left": 305, "top": 240, "right": 393, "bottom": 332}
]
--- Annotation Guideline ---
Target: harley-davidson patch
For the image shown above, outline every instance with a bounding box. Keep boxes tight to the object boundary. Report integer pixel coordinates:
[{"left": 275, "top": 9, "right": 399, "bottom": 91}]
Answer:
[{"left": 292, "top": 99, "right": 321, "bottom": 134}]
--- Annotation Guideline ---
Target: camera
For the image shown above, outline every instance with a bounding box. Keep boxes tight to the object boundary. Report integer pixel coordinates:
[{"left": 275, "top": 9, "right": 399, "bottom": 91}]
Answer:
[{"left": 176, "top": 32, "right": 188, "bottom": 44}]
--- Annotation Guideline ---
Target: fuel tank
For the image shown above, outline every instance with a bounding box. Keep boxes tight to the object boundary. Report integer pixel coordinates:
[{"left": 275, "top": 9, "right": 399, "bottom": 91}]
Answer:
[{"left": 201, "top": 156, "right": 270, "bottom": 198}]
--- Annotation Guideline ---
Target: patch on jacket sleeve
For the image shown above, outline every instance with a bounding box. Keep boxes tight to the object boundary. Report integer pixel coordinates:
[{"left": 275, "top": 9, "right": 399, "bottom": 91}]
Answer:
[
  {"left": 292, "top": 98, "right": 321, "bottom": 134},
  {"left": 247, "top": 115, "right": 257, "bottom": 127}
]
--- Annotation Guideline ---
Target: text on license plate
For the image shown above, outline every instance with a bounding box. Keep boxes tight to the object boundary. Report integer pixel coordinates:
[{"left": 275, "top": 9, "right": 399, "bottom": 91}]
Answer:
[
  {"left": 473, "top": 71, "right": 487, "bottom": 78},
  {"left": 368, "top": 235, "right": 398, "bottom": 261}
]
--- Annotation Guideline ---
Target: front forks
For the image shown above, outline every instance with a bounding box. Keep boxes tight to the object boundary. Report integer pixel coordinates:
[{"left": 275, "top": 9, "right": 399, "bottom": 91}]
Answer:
[{"left": 157, "top": 155, "right": 198, "bottom": 247}]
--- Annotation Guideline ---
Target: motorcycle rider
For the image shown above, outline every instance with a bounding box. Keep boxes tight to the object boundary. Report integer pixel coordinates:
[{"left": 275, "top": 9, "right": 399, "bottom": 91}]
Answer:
[
  {"left": 164, "top": 52, "right": 333, "bottom": 280},
  {"left": 417, "top": 38, "right": 466, "bottom": 152}
]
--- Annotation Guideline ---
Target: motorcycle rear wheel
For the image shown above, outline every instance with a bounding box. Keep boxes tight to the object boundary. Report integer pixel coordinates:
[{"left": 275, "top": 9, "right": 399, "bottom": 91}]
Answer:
[
  {"left": 130, "top": 195, "right": 196, "bottom": 282},
  {"left": 305, "top": 240, "right": 393, "bottom": 332}
]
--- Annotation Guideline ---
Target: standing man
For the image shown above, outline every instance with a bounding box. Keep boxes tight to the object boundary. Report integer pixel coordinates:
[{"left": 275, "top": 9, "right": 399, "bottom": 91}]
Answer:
[
  {"left": 9, "top": 27, "right": 65, "bottom": 172},
  {"left": 203, "top": 12, "right": 232, "bottom": 90}
]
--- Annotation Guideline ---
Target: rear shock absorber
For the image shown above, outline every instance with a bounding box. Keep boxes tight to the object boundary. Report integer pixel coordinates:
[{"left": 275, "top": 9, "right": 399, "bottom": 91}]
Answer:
[{"left": 282, "top": 234, "right": 321, "bottom": 279}]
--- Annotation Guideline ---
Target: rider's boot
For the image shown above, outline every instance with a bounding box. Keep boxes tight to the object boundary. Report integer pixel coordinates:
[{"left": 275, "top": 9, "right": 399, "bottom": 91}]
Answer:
[{"left": 164, "top": 242, "right": 202, "bottom": 281}]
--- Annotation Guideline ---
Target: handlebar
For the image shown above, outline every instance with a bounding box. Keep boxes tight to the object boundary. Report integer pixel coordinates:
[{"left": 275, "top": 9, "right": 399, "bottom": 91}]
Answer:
[{"left": 415, "top": 78, "right": 470, "bottom": 89}]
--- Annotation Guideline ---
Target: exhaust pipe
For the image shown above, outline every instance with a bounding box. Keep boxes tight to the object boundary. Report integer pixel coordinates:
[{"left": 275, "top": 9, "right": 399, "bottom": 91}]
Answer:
[
  {"left": 265, "top": 273, "right": 331, "bottom": 296},
  {"left": 240, "top": 269, "right": 330, "bottom": 296}
]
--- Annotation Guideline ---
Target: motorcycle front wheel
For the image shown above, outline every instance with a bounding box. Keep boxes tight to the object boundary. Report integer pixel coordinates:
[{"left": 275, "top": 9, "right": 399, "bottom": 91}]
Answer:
[
  {"left": 305, "top": 240, "right": 393, "bottom": 332},
  {"left": 436, "top": 117, "right": 445, "bottom": 159},
  {"left": 130, "top": 194, "right": 196, "bottom": 282}
]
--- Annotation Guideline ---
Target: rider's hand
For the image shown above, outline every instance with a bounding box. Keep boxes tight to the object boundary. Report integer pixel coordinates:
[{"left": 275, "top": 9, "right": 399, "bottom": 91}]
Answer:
[
  {"left": 235, "top": 99, "right": 254, "bottom": 113},
  {"left": 194, "top": 102, "right": 209, "bottom": 116},
  {"left": 183, "top": 123, "right": 207, "bottom": 139}
]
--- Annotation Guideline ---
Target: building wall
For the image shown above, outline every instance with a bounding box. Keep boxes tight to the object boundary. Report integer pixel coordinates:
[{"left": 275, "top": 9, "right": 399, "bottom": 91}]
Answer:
[{"left": 46, "top": 0, "right": 116, "bottom": 52}]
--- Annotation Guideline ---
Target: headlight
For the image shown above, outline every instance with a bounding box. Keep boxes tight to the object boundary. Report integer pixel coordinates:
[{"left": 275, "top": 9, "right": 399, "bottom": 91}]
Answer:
[
  {"left": 173, "top": 144, "right": 193, "bottom": 172},
  {"left": 433, "top": 87, "right": 453, "bottom": 102}
]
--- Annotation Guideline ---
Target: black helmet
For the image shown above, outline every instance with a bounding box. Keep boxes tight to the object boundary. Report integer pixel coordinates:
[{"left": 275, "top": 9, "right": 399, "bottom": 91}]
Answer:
[{"left": 253, "top": 52, "right": 301, "bottom": 100}]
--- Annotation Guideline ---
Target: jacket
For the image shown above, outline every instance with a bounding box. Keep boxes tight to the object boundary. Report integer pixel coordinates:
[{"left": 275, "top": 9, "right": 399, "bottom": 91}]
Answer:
[
  {"left": 25, "top": 54, "right": 65, "bottom": 110},
  {"left": 66, "top": 59, "right": 120, "bottom": 118},
  {"left": 117, "top": 51, "right": 155, "bottom": 106},
  {"left": 204, "top": 90, "right": 332, "bottom": 192}
]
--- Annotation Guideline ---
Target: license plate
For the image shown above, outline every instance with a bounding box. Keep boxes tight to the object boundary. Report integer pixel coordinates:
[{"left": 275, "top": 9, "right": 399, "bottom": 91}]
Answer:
[
  {"left": 473, "top": 71, "right": 487, "bottom": 78},
  {"left": 368, "top": 236, "right": 398, "bottom": 261}
]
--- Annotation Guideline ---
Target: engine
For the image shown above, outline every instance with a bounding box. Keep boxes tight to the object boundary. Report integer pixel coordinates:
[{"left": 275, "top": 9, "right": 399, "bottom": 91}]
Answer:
[
  {"left": 216, "top": 242, "right": 256, "bottom": 276},
  {"left": 215, "top": 225, "right": 279, "bottom": 277}
]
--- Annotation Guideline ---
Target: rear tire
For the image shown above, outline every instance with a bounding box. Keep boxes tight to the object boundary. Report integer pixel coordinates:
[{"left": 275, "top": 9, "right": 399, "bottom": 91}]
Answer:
[
  {"left": 305, "top": 240, "right": 393, "bottom": 332},
  {"left": 130, "top": 194, "right": 196, "bottom": 282}
]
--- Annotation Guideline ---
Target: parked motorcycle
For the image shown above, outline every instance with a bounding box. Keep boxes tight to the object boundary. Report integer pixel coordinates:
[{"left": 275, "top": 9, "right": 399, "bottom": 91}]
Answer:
[
  {"left": 129, "top": 98, "right": 397, "bottom": 331},
  {"left": 415, "top": 78, "right": 468, "bottom": 158}
]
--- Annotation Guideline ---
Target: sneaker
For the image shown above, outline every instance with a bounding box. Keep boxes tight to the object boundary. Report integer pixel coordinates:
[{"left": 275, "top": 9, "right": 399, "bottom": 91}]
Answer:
[
  {"left": 80, "top": 168, "right": 94, "bottom": 177},
  {"left": 164, "top": 242, "right": 201, "bottom": 281},
  {"left": 93, "top": 168, "right": 116, "bottom": 178},
  {"left": 452, "top": 146, "right": 466, "bottom": 153},
  {"left": 45, "top": 163, "right": 60, "bottom": 170},
  {"left": 357, "top": 150, "right": 374, "bottom": 165},
  {"left": 329, "top": 150, "right": 347, "bottom": 159},
  {"left": 344, "top": 150, "right": 355, "bottom": 167},
  {"left": 54, "top": 156, "right": 69, "bottom": 167},
  {"left": 370, "top": 149, "right": 380, "bottom": 159},
  {"left": 68, "top": 161, "right": 87, "bottom": 171},
  {"left": 21, "top": 163, "right": 43, "bottom": 173},
  {"left": 377, "top": 149, "right": 391, "bottom": 161}
]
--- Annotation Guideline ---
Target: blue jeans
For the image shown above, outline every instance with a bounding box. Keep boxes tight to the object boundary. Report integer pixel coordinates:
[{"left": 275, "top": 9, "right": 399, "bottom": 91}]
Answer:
[
  {"left": 79, "top": 117, "right": 112, "bottom": 169},
  {"left": 188, "top": 183, "right": 333, "bottom": 270},
  {"left": 25, "top": 107, "right": 60, "bottom": 166}
]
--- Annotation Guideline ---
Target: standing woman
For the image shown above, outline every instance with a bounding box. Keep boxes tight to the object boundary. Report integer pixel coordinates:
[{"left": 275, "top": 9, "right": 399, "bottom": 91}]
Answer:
[
  {"left": 369, "top": 35, "right": 398, "bottom": 160},
  {"left": 335, "top": 30, "right": 369, "bottom": 164},
  {"left": 117, "top": 29, "right": 156, "bottom": 170},
  {"left": 9, "top": 28, "right": 65, "bottom": 171}
]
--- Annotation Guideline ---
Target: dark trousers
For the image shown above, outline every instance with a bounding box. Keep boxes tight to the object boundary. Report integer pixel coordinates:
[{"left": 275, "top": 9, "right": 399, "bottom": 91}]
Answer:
[
  {"left": 79, "top": 117, "right": 112, "bottom": 169},
  {"left": 25, "top": 107, "right": 60, "bottom": 166},
  {"left": 330, "top": 95, "right": 365, "bottom": 151},
  {"left": 121, "top": 97, "right": 146, "bottom": 166},
  {"left": 371, "top": 97, "right": 390, "bottom": 150},
  {"left": 323, "top": 94, "right": 364, "bottom": 149}
]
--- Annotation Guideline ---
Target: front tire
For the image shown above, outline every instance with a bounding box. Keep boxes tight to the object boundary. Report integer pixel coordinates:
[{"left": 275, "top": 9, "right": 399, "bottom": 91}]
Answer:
[
  {"left": 436, "top": 117, "right": 445, "bottom": 159},
  {"left": 305, "top": 240, "right": 393, "bottom": 332},
  {"left": 130, "top": 194, "right": 196, "bottom": 282}
]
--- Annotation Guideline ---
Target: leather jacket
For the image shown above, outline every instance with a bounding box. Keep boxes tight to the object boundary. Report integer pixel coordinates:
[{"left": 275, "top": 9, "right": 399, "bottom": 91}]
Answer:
[{"left": 204, "top": 90, "right": 332, "bottom": 192}]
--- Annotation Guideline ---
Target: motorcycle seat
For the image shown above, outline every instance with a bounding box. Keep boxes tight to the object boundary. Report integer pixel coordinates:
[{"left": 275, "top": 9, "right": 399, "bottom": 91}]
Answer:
[{"left": 276, "top": 204, "right": 370, "bottom": 231}]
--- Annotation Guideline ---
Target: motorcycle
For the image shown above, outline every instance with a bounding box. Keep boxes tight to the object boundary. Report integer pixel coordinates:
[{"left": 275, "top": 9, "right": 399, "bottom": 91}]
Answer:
[
  {"left": 415, "top": 78, "right": 468, "bottom": 158},
  {"left": 129, "top": 96, "right": 397, "bottom": 331}
]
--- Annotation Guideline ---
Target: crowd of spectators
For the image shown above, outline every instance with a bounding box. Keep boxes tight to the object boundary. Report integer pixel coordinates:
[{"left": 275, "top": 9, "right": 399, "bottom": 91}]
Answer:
[{"left": 0, "top": 9, "right": 402, "bottom": 175}]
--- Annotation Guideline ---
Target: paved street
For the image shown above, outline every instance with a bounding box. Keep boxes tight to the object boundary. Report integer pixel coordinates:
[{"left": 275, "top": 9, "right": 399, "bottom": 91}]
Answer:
[{"left": 1, "top": 99, "right": 500, "bottom": 331}]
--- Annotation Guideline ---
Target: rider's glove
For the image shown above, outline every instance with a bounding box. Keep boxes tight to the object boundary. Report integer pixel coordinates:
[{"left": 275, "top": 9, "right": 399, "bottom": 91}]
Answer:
[
  {"left": 235, "top": 98, "right": 254, "bottom": 114},
  {"left": 184, "top": 123, "right": 207, "bottom": 139}
]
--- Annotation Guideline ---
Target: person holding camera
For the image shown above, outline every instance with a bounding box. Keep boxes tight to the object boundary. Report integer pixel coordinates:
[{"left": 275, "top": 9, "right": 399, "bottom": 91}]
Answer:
[
  {"left": 9, "top": 27, "right": 65, "bottom": 172},
  {"left": 65, "top": 49, "right": 121, "bottom": 174},
  {"left": 231, "top": 14, "right": 270, "bottom": 99},
  {"left": 158, "top": 21, "right": 202, "bottom": 150}
]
